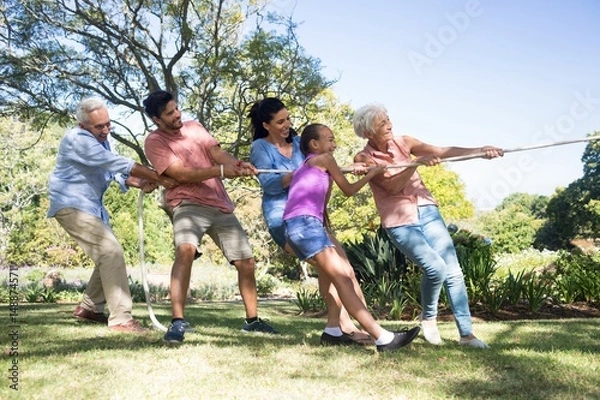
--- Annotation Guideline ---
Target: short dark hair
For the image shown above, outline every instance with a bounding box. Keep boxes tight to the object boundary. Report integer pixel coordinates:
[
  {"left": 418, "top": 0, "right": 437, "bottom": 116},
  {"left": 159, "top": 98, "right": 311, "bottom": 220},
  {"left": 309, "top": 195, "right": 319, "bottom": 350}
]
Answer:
[{"left": 143, "top": 90, "right": 174, "bottom": 119}]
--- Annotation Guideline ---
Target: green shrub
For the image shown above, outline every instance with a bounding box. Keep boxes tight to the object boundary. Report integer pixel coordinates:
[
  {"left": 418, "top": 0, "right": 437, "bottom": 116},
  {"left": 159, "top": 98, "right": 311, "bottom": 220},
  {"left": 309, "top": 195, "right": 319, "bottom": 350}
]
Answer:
[
  {"left": 495, "top": 248, "right": 557, "bottom": 277},
  {"left": 57, "top": 290, "right": 83, "bottom": 303},
  {"left": 552, "top": 250, "right": 600, "bottom": 303},
  {"left": 343, "top": 226, "right": 412, "bottom": 319},
  {"left": 24, "top": 283, "right": 45, "bottom": 303},
  {"left": 453, "top": 229, "right": 497, "bottom": 305},
  {"left": 482, "top": 279, "right": 508, "bottom": 314},
  {"left": 293, "top": 287, "right": 325, "bottom": 313},
  {"left": 504, "top": 269, "right": 527, "bottom": 305},
  {"left": 256, "top": 273, "right": 280, "bottom": 297},
  {"left": 522, "top": 272, "right": 551, "bottom": 312},
  {"left": 401, "top": 264, "right": 422, "bottom": 307},
  {"left": 191, "top": 283, "right": 237, "bottom": 301},
  {"left": 148, "top": 284, "right": 170, "bottom": 303},
  {"left": 40, "top": 287, "right": 58, "bottom": 303},
  {"left": 23, "top": 269, "right": 46, "bottom": 282},
  {"left": 128, "top": 277, "right": 171, "bottom": 303},
  {"left": 0, "top": 285, "right": 9, "bottom": 302}
]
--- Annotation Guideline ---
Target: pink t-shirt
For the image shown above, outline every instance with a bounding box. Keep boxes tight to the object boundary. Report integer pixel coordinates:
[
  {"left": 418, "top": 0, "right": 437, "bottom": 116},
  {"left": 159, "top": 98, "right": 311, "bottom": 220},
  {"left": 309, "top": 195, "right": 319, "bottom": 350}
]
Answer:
[
  {"left": 283, "top": 155, "right": 330, "bottom": 223},
  {"left": 144, "top": 120, "right": 234, "bottom": 213},
  {"left": 357, "top": 136, "right": 436, "bottom": 227}
]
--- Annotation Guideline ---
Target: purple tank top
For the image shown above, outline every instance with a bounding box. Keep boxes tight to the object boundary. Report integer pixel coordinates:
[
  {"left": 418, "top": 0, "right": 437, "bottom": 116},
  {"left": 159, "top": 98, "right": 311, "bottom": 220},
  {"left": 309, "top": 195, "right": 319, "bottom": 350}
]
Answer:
[{"left": 283, "top": 154, "right": 330, "bottom": 223}]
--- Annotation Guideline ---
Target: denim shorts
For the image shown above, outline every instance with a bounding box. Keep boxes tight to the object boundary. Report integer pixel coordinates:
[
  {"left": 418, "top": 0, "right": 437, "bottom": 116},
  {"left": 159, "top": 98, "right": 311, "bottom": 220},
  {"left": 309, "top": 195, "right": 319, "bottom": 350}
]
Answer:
[
  {"left": 284, "top": 215, "right": 334, "bottom": 261},
  {"left": 268, "top": 223, "right": 287, "bottom": 249}
]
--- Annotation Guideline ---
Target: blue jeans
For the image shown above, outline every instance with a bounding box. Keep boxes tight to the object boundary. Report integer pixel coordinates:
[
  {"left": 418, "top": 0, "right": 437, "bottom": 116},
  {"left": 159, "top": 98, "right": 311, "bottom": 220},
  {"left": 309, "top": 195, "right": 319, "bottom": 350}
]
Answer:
[{"left": 385, "top": 205, "right": 472, "bottom": 337}]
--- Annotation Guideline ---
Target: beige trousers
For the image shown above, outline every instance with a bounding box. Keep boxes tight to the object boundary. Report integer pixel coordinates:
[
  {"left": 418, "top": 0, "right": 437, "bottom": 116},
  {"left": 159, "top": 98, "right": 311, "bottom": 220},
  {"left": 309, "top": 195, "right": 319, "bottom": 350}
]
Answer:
[{"left": 54, "top": 208, "right": 133, "bottom": 326}]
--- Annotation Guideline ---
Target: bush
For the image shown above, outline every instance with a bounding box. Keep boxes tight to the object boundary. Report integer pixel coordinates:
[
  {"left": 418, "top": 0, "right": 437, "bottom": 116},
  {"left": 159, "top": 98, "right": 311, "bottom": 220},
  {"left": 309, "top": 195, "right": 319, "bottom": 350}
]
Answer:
[
  {"left": 256, "top": 273, "right": 280, "bottom": 297},
  {"left": 552, "top": 250, "right": 600, "bottom": 303},
  {"left": 521, "top": 272, "right": 551, "bottom": 312},
  {"left": 293, "top": 287, "right": 326, "bottom": 313},
  {"left": 343, "top": 226, "right": 412, "bottom": 319},
  {"left": 453, "top": 229, "right": 497, "bottom": 305}
]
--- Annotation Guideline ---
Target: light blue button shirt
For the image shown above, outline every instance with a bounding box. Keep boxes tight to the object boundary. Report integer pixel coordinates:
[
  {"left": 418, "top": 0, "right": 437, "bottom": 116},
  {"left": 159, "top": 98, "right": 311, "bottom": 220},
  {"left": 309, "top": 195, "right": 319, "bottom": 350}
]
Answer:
[
  {"left": 250, "top": 136, "right": 305, "bottom": 229},
  {"left": 47, "top": 127, "right": 135, "bottom": 225}
]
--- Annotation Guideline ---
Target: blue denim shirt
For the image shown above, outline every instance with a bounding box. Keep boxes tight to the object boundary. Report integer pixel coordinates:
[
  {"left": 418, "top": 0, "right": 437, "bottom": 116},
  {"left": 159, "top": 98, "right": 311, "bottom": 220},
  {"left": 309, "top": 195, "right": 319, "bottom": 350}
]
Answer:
[
  {"left": 47, "top": 127, "right": 134, "bottom": 225},
  {"left": 250, "top": 136, "right": 304, "bottom": 229}
]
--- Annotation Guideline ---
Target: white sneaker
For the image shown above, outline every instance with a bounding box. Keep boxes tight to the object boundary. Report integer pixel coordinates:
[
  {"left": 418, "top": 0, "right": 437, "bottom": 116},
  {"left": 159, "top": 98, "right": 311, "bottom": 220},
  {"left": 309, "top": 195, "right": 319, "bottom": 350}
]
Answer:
[
  {"left": 419, "top": 314, "right": 442, "bottom": 345},
  {"left": 459, "top": 337, "right": 490, "bottom": 349}
]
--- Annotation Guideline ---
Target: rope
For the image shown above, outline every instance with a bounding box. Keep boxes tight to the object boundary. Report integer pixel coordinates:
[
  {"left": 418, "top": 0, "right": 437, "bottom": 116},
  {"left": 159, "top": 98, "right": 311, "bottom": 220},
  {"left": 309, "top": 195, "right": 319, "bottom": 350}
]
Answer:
[
  {"left": 256, "top": 135, "right": 600, "bottom": 174},
  {"left": 137, "top": 190, "right": 168, "bottom": 332},
  {"left": 136, "top": 134, "right": 600, "bottom": 330}
]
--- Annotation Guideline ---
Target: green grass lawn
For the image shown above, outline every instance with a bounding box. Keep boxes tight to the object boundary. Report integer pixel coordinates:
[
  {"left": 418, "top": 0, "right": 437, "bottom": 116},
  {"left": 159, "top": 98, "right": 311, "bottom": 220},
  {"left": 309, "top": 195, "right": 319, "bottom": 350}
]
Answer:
[{"left": 2, "top": 300, "right": 599, "bottom": 400}]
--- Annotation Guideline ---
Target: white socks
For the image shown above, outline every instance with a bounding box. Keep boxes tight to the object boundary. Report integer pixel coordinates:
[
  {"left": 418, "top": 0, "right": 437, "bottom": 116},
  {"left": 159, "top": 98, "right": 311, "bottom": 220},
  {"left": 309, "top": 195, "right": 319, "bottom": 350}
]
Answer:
[
  {"left": 323, "top": 327, "right": 343, "bottom": 337},
  {"left": 374, "top": 330, "right": 394, "bottom": 346}
]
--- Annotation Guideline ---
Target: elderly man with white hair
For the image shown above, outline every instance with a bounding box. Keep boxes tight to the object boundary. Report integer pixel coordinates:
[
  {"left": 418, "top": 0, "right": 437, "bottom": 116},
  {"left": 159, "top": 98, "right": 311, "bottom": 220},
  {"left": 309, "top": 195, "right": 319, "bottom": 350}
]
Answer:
[{"left": 48, "top": 97, "right": 177, "bottom": 333}]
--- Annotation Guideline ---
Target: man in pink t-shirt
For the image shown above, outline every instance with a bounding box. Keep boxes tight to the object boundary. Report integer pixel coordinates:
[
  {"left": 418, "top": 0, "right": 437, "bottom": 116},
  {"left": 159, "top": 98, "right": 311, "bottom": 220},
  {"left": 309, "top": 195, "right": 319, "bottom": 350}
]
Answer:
[{"left": 143, "top": 90, "right": 279, "bottom": 344}]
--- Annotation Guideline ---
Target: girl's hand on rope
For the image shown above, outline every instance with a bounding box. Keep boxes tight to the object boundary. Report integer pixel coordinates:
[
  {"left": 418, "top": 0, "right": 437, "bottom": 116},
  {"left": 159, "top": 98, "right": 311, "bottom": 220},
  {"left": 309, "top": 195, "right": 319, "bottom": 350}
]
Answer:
[
  {"left": 351, "top": 162, "right": 370, "bottom": 175},
  {"left": 481, "top": 146, "right": 504, "bottom": 159}
]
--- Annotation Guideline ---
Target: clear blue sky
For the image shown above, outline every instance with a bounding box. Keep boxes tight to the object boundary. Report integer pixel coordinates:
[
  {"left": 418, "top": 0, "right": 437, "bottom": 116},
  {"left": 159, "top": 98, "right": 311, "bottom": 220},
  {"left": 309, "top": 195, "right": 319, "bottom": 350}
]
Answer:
[{"left": 270, "top": 0, "right": 600, "bottom": 209}]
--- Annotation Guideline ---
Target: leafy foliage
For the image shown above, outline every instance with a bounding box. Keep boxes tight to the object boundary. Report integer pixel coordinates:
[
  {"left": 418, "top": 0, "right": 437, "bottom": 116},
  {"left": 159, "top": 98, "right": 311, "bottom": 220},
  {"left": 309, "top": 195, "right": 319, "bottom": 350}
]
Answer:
[
  {"left": 477, "top": 193, "right": 548, "bottom": 254},
  {"left": 552, "top": 250, "right": 600, "bottom": 303},
  {"left": 420, "top": 165, "right": 475, "bottom": 222},
  {"left": 342, "top": 226, "right": 412, "bottom": 318},
  {"left": 0, "top": 0, "right": 335, "bottom": 160},
  {"left": 452, "top": 229, "right": 498, "bottom": 305},
  {"left": 536, "top": 133, "right": 600, "bottom": 250},
  {"left": 293, "top": 287, "right": 326, "bottom": 313}
]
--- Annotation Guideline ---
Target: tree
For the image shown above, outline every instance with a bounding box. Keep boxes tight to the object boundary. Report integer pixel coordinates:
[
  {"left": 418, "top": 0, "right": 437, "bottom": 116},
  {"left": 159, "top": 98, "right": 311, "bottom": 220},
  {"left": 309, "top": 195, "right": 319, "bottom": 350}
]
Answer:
[
  {"left": 496, "top": 192, "right": 549, "bottom": 219},
  {"left": 420, "top": 165, "right": 475, "bottom": 222},
  {"left": 535, "top": 132, "right": 600, "bottom": 250},
  {"left": 475, "top": 193, "right": 548, "bottom": 253},
  {"left": 0, "top": 117, "right": 89, "bottom": 266},
  {"left": 0, "top": 0, "right": 342, "bottom": 267},
  {"left": 0, "top": 0, "right": 334, "bottom": 161}
]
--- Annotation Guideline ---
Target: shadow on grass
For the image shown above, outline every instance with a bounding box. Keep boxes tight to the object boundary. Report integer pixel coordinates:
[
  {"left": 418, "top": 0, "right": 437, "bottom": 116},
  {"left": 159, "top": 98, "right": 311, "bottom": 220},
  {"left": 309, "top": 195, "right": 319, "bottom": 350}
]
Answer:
[
  {"left": 437, "top": 319, "right": 600, "bottom": 399},
  {"left": 10, "top": 302, "right": 600, "bottom": 399},
  {"left": 14, "top": 301, "right": 349, "bottom": 359}
]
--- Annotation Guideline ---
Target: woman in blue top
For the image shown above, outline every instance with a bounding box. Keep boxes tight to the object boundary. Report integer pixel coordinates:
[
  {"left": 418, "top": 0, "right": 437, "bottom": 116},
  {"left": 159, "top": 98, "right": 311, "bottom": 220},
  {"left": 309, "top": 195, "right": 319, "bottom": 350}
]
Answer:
[{"left": 249, "top": 98, "right": 370, "bottom": 346}]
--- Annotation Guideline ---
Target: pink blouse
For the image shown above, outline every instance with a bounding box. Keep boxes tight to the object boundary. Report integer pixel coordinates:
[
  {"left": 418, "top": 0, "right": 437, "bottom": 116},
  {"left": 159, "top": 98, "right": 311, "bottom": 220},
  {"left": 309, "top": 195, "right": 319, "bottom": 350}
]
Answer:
[{"left": 356, "top": 136, "right": 436, "bottom": 227}]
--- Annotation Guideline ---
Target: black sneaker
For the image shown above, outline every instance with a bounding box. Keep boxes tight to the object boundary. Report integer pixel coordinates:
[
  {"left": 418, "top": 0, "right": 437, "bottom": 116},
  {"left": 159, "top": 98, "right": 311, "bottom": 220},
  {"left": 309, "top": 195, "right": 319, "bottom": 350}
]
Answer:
[
  {"left": 181, "top": 320, "right": 196, "bottom": 333},
  {"left": 163, "top": 320, "right": 186, "bottom": 345},
  {"left": 376, "top": 327, "right": 421, "bottom": 352},
  {"left": 241, "top": 317, "right": 279, "bottom": 334},
  {"left": 320, "top": 332, "right": 356, "bottom": 346}
]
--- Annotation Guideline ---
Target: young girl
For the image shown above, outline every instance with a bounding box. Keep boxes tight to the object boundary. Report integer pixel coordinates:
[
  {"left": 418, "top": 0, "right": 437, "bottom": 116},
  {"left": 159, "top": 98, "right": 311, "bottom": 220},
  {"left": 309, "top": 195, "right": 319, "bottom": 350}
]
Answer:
[{"left": 283, "top": 123, "right": 420, "bottom": 352}]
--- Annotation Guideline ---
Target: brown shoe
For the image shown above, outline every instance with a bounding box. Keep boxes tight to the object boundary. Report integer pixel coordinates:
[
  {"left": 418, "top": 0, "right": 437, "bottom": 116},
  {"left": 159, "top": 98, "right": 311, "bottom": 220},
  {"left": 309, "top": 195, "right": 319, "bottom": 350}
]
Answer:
[
  {"left": 73, "top": 306, "right": 108, "bottom": 324},
  {"left": 108, "top": 319, "right": 148, "bottom": 334}
]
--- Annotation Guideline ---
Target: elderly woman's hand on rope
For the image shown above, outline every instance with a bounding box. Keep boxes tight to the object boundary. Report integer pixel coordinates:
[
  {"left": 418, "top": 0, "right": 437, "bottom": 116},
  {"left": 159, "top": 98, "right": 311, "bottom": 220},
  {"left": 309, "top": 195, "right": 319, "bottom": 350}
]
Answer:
[
  {"left": 480, "top": 146, "right": 504, "bottom": 159},
  {"left": 414, "top": 154, "right": 443, "bottom": 167}
]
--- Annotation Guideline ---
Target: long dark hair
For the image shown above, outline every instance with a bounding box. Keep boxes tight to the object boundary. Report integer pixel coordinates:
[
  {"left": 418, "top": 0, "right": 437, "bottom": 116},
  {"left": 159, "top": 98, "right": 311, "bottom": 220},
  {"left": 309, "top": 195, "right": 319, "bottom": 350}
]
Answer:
[
  {"left": 248, "top": 97, "right": 297, "bottom": 143},
  {"left": 299, "top": 123, "right": 327, "bottom": 156}
]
